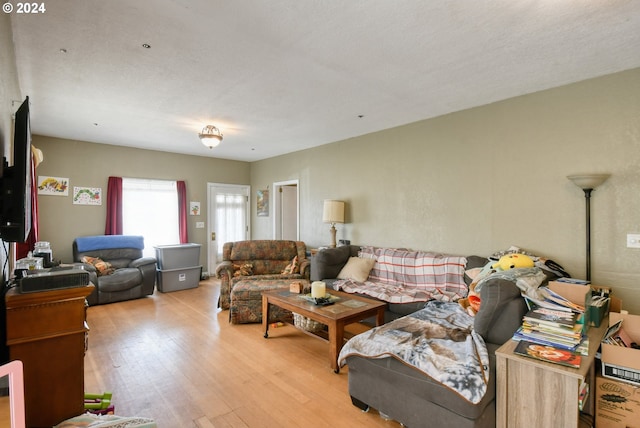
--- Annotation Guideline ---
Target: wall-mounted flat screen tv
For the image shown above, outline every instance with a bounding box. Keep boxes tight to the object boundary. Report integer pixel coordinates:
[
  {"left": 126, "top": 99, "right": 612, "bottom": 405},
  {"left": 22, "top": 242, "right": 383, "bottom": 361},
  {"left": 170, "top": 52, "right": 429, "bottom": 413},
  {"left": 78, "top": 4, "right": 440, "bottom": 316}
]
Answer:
[{"left": 0, "top": 96, "right": 32, "bottom": 243}]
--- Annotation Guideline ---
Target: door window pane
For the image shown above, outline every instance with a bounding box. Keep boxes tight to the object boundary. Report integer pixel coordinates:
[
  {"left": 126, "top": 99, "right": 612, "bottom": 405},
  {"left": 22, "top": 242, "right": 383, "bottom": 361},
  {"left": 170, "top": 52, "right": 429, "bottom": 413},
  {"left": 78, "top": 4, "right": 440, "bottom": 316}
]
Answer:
[{"left": 215, "top": 193, "right": 246, "bottom": 255}]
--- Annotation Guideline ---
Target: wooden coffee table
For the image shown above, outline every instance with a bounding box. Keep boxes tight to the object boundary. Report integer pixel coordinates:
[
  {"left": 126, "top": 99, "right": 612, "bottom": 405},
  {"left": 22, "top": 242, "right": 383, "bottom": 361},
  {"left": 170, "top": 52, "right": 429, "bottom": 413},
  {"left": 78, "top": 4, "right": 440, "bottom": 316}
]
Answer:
[{"left": 262, "top": 289, "right": 386, "bottom": 373}]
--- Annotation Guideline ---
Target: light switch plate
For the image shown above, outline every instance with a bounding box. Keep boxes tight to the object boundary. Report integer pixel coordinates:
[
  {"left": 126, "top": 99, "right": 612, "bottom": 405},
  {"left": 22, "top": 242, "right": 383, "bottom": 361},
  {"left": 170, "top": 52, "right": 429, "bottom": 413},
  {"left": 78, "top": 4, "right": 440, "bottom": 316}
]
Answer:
[{"left": 626, "top": 233, "right": 640, "bottom": 248}]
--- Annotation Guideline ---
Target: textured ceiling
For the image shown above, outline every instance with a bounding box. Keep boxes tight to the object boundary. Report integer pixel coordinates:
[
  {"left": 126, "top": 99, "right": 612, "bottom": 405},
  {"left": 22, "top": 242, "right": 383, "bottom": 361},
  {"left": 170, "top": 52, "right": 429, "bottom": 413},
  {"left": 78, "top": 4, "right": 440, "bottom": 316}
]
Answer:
[{"left": 9, "top": 1, "right": 640, "bottom": 161}]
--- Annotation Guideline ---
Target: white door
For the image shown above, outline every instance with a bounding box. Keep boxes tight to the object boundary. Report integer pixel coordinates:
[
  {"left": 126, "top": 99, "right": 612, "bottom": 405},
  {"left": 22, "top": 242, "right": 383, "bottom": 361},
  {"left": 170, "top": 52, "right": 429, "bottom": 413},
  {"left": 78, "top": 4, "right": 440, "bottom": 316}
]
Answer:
[
  {"left": 273, "top": 180, "right": 299, "bottom": 240},
  {"left": 207, "top": 183, "right": 250, "bottom": 276}
]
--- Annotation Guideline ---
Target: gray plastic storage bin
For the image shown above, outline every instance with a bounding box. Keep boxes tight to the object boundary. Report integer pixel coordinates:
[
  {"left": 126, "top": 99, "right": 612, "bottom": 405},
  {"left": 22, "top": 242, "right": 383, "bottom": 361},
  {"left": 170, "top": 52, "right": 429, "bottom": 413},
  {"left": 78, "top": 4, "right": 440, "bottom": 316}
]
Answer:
[
  {"left": 155, "top": 243, "right": 201, "bottom": 270},
  {"left": 157, "top": 265, "right": 202, "bottom": 292}
]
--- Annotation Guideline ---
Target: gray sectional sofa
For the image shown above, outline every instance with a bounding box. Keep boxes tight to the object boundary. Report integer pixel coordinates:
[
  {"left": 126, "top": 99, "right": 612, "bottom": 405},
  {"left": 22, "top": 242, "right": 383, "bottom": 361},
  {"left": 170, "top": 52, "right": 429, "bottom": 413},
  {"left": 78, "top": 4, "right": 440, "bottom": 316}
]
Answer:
[{"left": 311, "top": 245, "right": 563, "bottom": 428}]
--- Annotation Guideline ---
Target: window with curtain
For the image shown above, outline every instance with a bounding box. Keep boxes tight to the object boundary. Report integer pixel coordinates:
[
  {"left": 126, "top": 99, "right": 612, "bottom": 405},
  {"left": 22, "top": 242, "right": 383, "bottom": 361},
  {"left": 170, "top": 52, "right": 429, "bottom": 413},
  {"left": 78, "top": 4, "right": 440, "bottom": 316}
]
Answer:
[{"left": 122, "top": 178, "right": 180, "bottom": 257}]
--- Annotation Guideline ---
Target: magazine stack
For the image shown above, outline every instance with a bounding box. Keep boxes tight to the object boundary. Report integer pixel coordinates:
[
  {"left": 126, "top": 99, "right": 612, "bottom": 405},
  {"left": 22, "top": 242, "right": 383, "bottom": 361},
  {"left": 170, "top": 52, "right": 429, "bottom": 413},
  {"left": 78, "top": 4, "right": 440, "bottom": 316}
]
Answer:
[{"left": 512, "top": 284, "right": 589, "bottom": 366}]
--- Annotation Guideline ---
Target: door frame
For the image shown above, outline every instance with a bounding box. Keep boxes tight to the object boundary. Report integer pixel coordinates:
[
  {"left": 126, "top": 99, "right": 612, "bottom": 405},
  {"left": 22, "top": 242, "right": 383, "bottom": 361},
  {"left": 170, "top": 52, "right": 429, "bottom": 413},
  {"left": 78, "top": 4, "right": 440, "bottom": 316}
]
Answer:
[
  {"left": 272, "top": 179, "right": 299, "bottom": 240},
  {"left": 207, "top": 182, "right": 250, "bottom": 276}
]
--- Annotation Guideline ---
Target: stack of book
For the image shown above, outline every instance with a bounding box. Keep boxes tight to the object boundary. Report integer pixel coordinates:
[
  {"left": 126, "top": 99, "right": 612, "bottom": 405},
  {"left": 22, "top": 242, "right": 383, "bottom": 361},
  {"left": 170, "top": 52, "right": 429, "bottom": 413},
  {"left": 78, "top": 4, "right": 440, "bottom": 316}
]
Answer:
[
  {"left": 512, "top": 285, "right": 589, "bottom": 366},
  {"left": 514, "top": 307, "right": 585, "bottom": 353}
]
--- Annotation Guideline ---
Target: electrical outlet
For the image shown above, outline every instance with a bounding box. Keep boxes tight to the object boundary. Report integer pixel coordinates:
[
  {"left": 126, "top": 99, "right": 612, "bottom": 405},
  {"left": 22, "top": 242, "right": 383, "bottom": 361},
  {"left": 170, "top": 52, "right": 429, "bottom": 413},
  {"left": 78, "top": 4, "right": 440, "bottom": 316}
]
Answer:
[
  {"left": 626, "top": 234, "right": 640, "bottom": 248},
  {"left": 196, "top": 222, "right": 205, "bottom": 229}
]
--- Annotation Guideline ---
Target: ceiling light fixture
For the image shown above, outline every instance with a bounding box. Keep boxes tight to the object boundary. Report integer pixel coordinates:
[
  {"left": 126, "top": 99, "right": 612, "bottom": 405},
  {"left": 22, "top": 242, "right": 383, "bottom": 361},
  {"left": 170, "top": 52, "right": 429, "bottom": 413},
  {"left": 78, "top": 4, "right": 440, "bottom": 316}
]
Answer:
[{"left": 199, "top": 125, "right": 223, "bottom": 149}]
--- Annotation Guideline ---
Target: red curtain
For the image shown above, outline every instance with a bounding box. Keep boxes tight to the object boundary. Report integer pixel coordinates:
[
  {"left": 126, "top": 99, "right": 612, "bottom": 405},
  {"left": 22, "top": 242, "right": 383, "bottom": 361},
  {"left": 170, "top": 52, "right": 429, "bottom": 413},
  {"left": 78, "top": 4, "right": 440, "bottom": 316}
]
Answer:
[
  {"left": 15, "top": 153, "right": 38, "bottom": 259},
  {"left": 177, "top": 180, "right": 188, "bottom": 243},
  {"left": 105, "top": 176, "right": 123, "bottom": 235}
]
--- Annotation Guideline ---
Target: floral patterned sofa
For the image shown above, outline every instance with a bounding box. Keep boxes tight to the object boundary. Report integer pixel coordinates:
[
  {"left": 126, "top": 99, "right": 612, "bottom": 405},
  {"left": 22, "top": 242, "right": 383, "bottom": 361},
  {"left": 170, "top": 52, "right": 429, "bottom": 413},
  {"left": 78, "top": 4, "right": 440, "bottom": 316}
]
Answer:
[{"left": 215, "top": 240, "right": 310, "bottom": 312}]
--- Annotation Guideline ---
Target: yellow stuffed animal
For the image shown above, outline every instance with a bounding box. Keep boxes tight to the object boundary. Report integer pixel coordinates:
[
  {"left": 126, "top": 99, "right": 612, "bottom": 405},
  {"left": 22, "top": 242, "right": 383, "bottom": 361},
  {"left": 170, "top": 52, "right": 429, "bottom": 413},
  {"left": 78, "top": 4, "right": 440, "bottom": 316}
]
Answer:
[{"left": 491, "top": 253, "right": 534, "bottom": 271}]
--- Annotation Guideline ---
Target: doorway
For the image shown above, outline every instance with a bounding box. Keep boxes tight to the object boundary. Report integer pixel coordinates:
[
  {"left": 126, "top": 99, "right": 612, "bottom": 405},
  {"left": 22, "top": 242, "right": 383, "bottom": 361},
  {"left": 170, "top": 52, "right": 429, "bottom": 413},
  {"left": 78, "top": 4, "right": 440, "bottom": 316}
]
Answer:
[
  {"left": 207, "top": 183, "right": 250, "bottom": 276},
  {"left": 273, "top": 180, "right": 299, "bottom": 240}
]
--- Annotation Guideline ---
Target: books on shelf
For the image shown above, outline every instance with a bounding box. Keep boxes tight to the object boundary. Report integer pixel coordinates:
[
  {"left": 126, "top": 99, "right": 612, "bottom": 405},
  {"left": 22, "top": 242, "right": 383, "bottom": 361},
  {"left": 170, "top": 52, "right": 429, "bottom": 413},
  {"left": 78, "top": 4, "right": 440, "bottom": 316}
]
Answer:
[
  {"left": 513, "top": 340, "right": 582, "bottom": 368},
  {"left": 578, "top": 379, "right": 589, "bottom": 411}
]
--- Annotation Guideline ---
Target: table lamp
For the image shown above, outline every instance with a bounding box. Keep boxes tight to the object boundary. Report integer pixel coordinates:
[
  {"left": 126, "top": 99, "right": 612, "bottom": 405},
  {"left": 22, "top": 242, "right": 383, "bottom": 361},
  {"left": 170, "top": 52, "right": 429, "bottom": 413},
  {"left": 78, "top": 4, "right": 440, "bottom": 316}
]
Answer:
[{"left": 322, "top": 200, "right": 345, "bottom": 248}]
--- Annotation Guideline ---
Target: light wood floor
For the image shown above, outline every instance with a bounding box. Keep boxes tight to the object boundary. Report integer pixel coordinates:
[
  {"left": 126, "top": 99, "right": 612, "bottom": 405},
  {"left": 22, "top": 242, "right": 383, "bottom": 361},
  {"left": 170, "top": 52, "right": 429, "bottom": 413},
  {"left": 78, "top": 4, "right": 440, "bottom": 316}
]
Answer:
[{"left": 84, "top": 278, "right": 402, "bottom": 427}]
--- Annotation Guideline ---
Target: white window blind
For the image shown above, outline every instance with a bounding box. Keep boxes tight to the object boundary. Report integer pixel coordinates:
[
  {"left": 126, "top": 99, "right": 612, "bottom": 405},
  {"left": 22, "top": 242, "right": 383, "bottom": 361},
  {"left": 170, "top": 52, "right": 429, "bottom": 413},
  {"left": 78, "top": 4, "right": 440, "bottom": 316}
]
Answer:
[{"left": 123, "top": 178, "right": 179, "bottom": 257}]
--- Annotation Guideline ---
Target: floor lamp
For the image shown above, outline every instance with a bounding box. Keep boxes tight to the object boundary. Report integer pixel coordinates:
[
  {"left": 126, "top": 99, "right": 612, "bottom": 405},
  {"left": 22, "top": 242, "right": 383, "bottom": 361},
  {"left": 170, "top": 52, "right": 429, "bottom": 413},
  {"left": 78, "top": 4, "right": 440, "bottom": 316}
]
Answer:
[{"left": 567, "top": 174, "right": 610, "bottom": 282}]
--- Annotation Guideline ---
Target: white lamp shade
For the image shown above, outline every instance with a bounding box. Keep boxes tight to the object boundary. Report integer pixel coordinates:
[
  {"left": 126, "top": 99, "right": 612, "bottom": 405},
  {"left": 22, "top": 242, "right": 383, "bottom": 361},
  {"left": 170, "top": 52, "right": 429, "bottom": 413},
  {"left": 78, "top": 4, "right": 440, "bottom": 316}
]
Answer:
[
  {"left": 322, "top": 200, "right": 345, "bottom": 224},
  {"left": 567, "top": 174, "right": 610, "bottom": 190}
]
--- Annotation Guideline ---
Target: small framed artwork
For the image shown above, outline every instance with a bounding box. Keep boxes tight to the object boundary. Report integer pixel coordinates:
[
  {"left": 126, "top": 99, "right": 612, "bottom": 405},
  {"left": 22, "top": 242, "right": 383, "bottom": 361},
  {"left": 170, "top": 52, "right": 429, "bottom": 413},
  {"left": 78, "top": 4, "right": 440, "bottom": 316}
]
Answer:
[
  {"left": 38, "top": 176, "right": 69, "bottom": 196},
  {"left": 190, "top": 201, "right": 200, "bottom": 216},
  {"left": 73, "top": 187, "right": 102, "bottom": 205},
  {"left": 257, "top": 189, "right": 269, "bottom": 217}
]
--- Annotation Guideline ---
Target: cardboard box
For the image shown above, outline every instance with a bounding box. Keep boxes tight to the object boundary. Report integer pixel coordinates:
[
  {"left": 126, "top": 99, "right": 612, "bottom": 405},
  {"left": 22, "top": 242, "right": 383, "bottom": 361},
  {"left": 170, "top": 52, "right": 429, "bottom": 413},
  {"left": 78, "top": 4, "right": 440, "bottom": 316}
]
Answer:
[
  {"left": 601, "top": 312, "right": 640, "bottom": 385},
  {"left": 548, "top": 281, "right": 591, "bottom": 333},
  {"left": 595, "top": 375, "right": 640, "bottom": 428}
]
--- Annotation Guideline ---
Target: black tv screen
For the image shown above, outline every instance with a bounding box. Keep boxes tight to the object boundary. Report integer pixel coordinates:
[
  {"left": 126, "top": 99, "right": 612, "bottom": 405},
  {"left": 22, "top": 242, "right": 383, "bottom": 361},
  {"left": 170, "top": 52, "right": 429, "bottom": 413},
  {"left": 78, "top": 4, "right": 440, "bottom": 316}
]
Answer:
[{"left": 0, "top": 96, "right": 32, "bottom": 243}]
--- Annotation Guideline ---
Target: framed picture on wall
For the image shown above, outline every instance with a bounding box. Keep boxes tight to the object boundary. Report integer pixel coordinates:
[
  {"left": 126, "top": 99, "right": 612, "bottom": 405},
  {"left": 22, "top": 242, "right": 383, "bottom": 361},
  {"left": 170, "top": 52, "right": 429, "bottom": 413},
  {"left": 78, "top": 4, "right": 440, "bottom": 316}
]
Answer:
[
  {"left": 73, "top": 187, "right": 102, "bottom": 205},
  {"left": 37, "top": 176, "right": 69, "bottom": 196},
  {"left": 257, "top": 189, "right": 269, "bottom": 217}
]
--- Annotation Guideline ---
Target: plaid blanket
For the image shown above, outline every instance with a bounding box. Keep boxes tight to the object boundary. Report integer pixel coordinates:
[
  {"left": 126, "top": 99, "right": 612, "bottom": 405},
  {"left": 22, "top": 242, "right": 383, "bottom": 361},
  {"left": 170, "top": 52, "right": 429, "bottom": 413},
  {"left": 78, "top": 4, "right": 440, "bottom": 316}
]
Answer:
[
  {"left": 338, "top": 301, "right": 489, "bottom": 404},
  {"left": 335, "top": 247, "right": 468, "bottom": 303}
]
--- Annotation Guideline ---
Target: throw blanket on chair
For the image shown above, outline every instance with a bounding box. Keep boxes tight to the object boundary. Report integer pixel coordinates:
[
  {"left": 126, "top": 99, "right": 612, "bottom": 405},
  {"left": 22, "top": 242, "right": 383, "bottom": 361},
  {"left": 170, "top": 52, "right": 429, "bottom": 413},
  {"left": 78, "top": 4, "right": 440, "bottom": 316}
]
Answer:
[
  {"left": 75, "top": 235, "right": 145, "bottom": 252},
  {"left": 338, "top": 301, "right": 489, "bottom": 404}
]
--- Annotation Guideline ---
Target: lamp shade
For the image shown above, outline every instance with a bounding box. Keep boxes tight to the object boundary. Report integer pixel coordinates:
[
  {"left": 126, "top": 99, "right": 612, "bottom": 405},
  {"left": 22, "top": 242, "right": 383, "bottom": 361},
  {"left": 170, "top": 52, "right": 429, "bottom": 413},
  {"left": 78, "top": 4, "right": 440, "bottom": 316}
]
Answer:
[
  {"left": 567, "top": 174, "right": 610, "bottom": 190},
  {"left": 322, "top": 200, "right": 345, "bottom": 224}
]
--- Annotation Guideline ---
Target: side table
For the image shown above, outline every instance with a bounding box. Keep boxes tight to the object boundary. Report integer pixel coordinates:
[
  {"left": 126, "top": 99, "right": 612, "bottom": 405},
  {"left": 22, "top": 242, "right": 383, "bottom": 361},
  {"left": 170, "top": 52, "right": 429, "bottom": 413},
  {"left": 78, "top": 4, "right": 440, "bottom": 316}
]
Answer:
[{"left": 495, "top": 320, "right": 608, "bottom": 428}]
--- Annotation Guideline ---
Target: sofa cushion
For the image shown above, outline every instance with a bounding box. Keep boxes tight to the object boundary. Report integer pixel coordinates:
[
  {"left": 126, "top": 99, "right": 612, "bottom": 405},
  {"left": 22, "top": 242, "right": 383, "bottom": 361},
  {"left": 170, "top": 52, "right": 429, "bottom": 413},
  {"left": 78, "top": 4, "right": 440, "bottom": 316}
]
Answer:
[
  {"left": 337, "top": 257, "right": 375, "bottom": 282},
  {"left": 97, "top": 268, "right": 143, "bottom": 292},
  {"left": 228, "top": 240, "right": 300, "bottom": 261},
  {"left": 281, "top": 256, "right": 300, "bottom": 274},
  {"left": 81, "top": 256, "right": 114, "bottom": 276},
  {"left": 233, "top": 263, "right": 253, "bottom": 277},
  {"left": 345, "top": 347, "right": 498, "bottom": 420}
]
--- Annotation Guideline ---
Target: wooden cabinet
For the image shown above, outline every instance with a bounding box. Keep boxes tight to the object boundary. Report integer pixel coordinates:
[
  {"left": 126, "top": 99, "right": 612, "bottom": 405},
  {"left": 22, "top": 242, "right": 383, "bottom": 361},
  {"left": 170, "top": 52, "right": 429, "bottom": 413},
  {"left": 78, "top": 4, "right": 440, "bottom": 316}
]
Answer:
[
  {"left": 495, "top": 320, "right": 608, "bottom": 428},
  {"left": 5, "top": 285, "right": 93, "bottom": 428}
]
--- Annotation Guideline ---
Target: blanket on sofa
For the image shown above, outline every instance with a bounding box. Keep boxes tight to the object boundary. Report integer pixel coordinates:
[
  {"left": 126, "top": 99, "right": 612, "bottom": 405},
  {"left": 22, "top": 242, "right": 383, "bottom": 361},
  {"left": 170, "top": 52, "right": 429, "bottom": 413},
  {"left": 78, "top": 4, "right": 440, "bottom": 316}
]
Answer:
[
  {"left": 335, "top": 247, "right": 468, "bottom": 303},
  {"left": 338, "top": 301, "right": 489, "bottom": 404},
  {"left": 75, "top": 235, "right": 145, "bottom": 252}
]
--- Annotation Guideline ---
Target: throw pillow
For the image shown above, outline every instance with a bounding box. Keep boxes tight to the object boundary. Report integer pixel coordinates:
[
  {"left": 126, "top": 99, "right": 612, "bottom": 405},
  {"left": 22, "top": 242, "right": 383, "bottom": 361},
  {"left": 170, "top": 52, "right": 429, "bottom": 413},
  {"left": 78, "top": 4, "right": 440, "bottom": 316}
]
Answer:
[
  {"left": 337, "top": 257, "right": 375, "bottom": 282},
  {"left": 281, "top": 256, "right": 299, "bottom": 275},
  {"left": 233, "top": 263, "right": 253, "bottom": 277},
  {"left": 81, "top": 256, "right": 115, "bottom": 277}
]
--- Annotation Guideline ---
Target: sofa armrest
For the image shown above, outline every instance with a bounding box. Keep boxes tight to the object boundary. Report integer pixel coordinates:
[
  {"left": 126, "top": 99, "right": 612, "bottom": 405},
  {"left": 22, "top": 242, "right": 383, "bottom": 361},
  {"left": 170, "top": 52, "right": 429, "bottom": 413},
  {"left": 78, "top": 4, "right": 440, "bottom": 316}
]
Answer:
[
  {"left": 79, "top": 262, "right": 97, "bottom": 273},
  {"left": 129, "top": 257, "right": 157, "bottom": 269},
  {"left": 310, "top": 245, "right": 355, "bottom": 281},
  {"left": 474, "top": 277, "right": 527, "bottom": 346},
  {"left": 298, "top": 259, "right": 311, "bottom": 279},
  {"left": 216, "top": 261, "right": 234, "bottom": 279}
]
